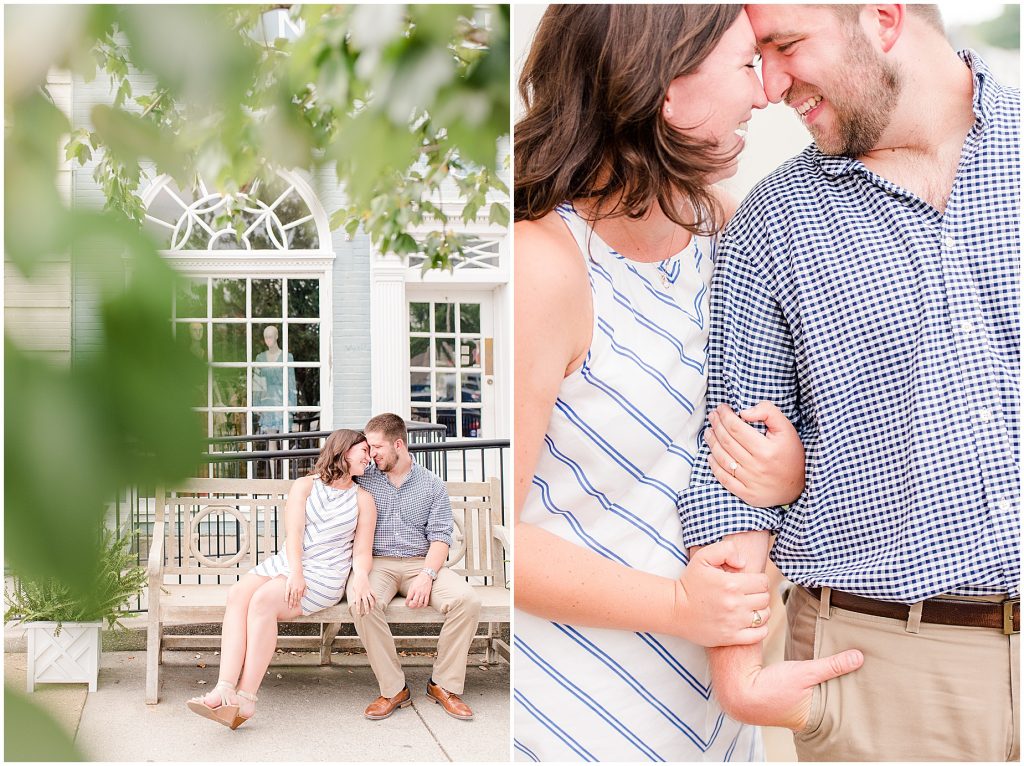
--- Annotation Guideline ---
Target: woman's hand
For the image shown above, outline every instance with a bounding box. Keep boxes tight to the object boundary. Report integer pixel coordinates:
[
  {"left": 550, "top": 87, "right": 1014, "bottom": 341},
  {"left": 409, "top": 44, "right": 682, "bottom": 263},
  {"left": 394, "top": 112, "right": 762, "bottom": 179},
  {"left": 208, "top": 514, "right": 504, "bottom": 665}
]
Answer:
[
  {"left": 347, "top": 571, "right": 376, "bottom": 616},
  {"left": 284, "top": 572, "right": 307, "bottom": 609},
  {"left": 676, "top": 539, "right": 772, "bottom": 647},
  {"left": 705, "top": 401, "right": 805, "bottom": 507}
]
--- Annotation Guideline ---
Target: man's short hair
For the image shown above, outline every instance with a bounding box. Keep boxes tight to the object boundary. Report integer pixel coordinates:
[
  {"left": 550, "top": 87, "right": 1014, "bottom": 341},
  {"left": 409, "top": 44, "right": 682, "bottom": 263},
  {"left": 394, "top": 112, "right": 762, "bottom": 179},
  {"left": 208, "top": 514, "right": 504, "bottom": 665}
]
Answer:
[
  {"left": 829, "top": 4, "right": 945, "bottom": 34},
  {"left": 365, "top": 412, "right": 408, "bottom": 445}
]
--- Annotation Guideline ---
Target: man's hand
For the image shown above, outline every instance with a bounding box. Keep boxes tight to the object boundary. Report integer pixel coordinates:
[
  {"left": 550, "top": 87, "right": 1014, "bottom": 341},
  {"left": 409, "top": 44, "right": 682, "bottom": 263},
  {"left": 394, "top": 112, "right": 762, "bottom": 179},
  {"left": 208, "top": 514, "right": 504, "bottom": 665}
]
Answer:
[
  {"left": 405, "top": 571, "right": 433, "bottom": 609},
  {"left": 716, "top": 648, "right": 864, "bottom": 730},
  {"left": 677, "top": 539, "right": 772, "bottom": 647}
]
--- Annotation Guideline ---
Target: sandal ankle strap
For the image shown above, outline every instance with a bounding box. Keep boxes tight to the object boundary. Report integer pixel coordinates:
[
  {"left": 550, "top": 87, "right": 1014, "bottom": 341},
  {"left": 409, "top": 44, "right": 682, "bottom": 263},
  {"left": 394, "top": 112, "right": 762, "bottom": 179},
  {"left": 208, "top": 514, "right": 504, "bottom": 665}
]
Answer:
[{"left": 236, "top": 690, "right": 258, "bottom": 702}]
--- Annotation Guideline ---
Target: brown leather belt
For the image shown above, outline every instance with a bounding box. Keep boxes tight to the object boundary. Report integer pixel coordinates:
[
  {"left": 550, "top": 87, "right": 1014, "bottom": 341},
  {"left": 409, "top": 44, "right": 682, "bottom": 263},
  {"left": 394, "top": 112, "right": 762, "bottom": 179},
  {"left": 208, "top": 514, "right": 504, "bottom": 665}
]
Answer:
[{"left": 805, "top": 587, "right": 1020, "bottom": 635}]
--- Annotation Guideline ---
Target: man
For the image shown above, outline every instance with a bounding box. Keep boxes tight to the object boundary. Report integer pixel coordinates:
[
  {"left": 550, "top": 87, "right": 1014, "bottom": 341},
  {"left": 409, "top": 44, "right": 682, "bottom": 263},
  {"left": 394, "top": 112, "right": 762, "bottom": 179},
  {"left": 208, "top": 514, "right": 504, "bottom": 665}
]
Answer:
[
  {"left": 349, "top": 413, "right": 481, "bottom": 721},
  {"left": 680, "top": 5, "right": 1019, "bottom": 761}
]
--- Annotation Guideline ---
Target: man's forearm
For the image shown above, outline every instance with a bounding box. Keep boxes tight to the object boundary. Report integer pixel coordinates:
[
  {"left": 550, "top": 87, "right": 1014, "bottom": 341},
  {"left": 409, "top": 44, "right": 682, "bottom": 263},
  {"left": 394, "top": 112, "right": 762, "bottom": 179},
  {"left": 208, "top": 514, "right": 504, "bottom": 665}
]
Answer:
[{"left": 424, "top": 540, "right": 449, "bottom": 572}]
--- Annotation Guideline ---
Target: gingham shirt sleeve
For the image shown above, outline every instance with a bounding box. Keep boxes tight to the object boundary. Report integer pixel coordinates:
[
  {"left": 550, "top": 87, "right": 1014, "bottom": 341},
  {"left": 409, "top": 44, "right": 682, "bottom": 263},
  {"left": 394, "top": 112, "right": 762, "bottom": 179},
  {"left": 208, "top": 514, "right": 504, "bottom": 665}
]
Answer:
[
  {"left": 679, "top": 222, "right": 799, "bottom": 548},
  {"left": 424, "top": 477, "right": 454, "bottom": 546}
]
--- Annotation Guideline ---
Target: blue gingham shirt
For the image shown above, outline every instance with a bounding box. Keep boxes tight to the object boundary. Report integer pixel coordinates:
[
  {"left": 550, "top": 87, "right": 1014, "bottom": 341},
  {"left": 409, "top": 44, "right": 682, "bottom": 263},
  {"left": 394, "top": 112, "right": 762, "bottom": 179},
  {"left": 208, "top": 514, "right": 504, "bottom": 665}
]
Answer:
[
  {"left": 355, "top": 463, "right": 453, "bottom": 557},
  {"left": 680, "top": 51, "right": 1019, "bottom": 603}
]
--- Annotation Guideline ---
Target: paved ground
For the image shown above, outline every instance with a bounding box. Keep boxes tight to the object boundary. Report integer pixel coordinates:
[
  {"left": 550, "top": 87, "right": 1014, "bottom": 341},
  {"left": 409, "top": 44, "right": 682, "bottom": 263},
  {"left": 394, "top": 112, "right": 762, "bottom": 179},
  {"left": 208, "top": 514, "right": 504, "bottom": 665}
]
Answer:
[{"left": 5, "top": 649, "right": 510, "bottom": 762}]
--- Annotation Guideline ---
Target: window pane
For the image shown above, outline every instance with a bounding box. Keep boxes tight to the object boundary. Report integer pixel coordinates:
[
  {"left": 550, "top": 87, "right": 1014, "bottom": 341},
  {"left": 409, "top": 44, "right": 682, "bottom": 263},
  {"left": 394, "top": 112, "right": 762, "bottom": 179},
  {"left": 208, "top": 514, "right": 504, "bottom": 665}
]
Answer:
[
  {"left": 252, "top": 279, "right": 282, "bottom": 318},
  {"left": 460, "top": 339, "right": 480, "bottom": 368},
  {"left": 434, "top": 302, "right": 456, "bottom": 333},
  {"left": 179, "top": 321, "right": 209, "bottom": 362},
  {"left": 253, "top": 365, "right": 292, "bottom": 408},
  {"left": 212, "top": 411, "right": 246, "bottom": 438},
  {"left": 436, "top": 338, "right": 456, "bottom": 368},
  {"left": 294, "top": 368, "right": 320, "bottom": 407},
  {"left": 212, "top": 278, "right": 246, "bottom": 318},
  {"left": 289, "top": 324, "right": 319, "bottom": 362},
  {"left": 175, "top": 278, "right": 207, "bottom": 318},
  {"left": 436, "top": 408, "right": 457, "bottom": 438},
  {"left": 253, "top": 410, "right": 287, "bottom": 434},
  {"left": 410, "top": 302, "right": 429, "bottom": 333},
  {"left": 411, "top": 371, "right": 431, "bottom": 403},
  {"left": 411, "top": 406, "right": 432, "bottom": 424},
  {"left": 460, "top": 302, "right": 480, "bottom": 333},
  {"left": 288, "top": 278, "right": 319, "bottom": 318},
  {"left": 290, "top": 410, "right": 321, "bottom": 432},
  {"left": 212, "top": 367, "right": 246, "bottom": 408},
  {"left": 252, "top": 324, "right": 285, "bottom": 362},
  {"left": 461, "top": 373, "right": 481, "bottom": 403},
  {"left": 212, "top": 323, "right": 247, "bottom": 362},
  {"left": 435, "top": 372, "right": 456, "bottom": 402},
  {"left": 462, "top": 408, "right": 481, "bottom": 438},
  {"left": 410, "top": 336, "right": 429, "bottom": 367}
]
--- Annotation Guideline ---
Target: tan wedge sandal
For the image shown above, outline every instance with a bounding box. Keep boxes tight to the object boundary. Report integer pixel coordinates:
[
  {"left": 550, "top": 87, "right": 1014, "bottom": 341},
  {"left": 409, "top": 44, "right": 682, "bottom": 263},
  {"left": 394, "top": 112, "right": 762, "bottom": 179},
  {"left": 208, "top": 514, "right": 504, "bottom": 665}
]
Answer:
[
  {"left": 228, "top": 689, "right": 258, "bottom": 730},
  {"left": 186, "top": 680, "right": 240, "bottom": 728}
]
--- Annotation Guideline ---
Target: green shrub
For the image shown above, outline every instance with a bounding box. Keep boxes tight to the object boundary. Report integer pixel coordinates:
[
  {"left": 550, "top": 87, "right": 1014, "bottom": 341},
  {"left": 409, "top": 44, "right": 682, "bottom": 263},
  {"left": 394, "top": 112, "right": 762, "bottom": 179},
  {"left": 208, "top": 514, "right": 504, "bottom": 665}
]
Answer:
[{"left": 4, "top": 528, "right": 147, "bottom": 634}]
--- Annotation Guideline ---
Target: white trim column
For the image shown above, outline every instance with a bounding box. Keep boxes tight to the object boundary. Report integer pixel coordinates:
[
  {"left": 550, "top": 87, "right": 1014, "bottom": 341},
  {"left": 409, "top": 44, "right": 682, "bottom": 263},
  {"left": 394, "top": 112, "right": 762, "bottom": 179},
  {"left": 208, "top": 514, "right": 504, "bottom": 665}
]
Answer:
[{"left": 370, "top": 252, "right": 409, "bottom": 417}]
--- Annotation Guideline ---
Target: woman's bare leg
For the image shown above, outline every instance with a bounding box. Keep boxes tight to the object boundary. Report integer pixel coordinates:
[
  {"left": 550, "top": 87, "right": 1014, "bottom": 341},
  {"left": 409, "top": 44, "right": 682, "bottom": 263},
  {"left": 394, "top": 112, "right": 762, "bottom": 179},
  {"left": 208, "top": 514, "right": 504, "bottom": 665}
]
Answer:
[
  {"left": 200, "top": 573, "right": 269, "bottom": 708},
  {"left": 235, "top": 576, "right": 302, "bottom": 716}
]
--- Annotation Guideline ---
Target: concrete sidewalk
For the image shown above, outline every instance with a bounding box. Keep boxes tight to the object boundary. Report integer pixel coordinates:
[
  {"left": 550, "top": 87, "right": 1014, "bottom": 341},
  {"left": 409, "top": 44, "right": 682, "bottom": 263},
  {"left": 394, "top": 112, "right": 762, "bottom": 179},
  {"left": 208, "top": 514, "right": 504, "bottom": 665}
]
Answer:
[{"left": 5, "top": 649, "right": 510, "bottom": 762}]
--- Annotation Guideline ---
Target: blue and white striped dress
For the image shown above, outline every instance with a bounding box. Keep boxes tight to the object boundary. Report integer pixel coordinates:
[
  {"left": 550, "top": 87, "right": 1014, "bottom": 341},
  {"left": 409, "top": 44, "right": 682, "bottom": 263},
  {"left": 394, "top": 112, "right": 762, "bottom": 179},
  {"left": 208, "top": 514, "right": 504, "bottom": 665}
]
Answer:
[
  {"left": 251, "top": 478, "right": 359, "bottom": 615},
  {"left": 514, "top": 203, "right": 762, "bottom": 762}
]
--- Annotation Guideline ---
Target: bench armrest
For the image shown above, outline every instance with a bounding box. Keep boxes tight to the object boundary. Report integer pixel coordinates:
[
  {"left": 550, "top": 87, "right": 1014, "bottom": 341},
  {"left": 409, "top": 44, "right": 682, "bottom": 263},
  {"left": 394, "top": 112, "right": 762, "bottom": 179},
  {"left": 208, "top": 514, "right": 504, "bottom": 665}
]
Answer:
[{"left": 147, "top": 521, "right": 165, "bottom": 577}]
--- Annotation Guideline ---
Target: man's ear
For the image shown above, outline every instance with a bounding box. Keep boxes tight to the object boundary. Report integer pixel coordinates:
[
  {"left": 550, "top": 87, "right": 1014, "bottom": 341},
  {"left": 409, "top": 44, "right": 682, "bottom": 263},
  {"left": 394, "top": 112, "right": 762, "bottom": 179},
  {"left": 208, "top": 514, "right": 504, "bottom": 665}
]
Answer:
[{"left": 866, "top": 5, "right": 905, "bottom": 53}]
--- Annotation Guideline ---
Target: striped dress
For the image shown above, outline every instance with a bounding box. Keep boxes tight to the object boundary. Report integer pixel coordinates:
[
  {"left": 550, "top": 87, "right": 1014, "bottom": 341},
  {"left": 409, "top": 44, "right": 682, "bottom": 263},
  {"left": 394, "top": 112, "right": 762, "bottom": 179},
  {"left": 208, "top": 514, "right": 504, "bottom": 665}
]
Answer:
[
  {"left": 513, "top": 203, "right": 762, "bottom": 762},
  {"left": 251, "top": 478, "right": 359, "bottom": 615}
]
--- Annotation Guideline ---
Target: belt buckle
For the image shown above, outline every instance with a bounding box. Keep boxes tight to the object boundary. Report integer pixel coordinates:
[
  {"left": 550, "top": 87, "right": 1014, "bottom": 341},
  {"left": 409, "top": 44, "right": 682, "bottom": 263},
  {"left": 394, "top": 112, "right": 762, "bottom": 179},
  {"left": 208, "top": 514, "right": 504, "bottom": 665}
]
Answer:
[{"left": 1003, "top": 598, "right": 1020, "bottom": 635}]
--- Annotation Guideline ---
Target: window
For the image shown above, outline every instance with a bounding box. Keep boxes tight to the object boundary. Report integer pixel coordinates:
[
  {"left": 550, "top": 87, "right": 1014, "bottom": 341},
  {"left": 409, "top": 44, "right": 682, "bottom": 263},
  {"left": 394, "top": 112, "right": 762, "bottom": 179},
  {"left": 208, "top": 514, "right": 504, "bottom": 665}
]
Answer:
[{"left": 409, "top": 300, "right": 483, "bottom": 438}]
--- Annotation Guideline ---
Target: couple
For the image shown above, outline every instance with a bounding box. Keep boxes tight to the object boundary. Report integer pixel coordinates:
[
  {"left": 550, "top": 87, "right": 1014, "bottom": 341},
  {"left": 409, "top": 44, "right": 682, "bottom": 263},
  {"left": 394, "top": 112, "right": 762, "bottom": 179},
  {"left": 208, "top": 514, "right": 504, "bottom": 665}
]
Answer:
[
  {"left": 515, "top": 4, "right": 1018, "bottom": 763},
  {"left": 186, "top": 413, "right": 481, "bottom": 728}
]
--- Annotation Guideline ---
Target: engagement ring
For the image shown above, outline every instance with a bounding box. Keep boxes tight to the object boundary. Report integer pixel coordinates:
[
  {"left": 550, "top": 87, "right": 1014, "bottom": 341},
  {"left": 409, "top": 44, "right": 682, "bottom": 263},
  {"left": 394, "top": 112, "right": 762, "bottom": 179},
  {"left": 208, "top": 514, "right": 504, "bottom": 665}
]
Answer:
[
  {"left": 751, "top": 610, "right": 763, "bottom": 628},
  {"left": 729, "top": 460, "right": 738, "bottom": 477}
]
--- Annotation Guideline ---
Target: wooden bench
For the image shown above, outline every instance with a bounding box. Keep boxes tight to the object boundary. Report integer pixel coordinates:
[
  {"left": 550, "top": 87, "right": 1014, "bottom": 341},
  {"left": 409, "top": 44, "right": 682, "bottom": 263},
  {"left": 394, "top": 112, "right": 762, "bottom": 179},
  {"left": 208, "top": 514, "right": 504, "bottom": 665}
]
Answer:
[{"left": 145, "top": 477, "right": 508, "bottom": 704}]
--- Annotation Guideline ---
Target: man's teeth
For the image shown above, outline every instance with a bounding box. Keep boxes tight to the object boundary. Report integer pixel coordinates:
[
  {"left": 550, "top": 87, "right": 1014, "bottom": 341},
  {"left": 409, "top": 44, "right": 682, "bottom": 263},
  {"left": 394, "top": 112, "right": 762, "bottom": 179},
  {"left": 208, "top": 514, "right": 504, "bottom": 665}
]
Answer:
[
  {"left": 734, "top": 122, "right": 748, "bottom": 138},
  {"left": 795, "top": 96, "right": 822, "bottom": 116}
]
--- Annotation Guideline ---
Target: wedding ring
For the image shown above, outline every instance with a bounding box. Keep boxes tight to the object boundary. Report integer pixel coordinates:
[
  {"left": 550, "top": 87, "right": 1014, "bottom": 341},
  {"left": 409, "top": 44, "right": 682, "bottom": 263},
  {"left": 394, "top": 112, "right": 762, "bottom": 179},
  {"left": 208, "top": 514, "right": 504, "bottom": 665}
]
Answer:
[
  {"left": 729, "top": 460, "right": 739, "bottom": 477},
  {"left": 751, "top": 610, "right": 763, "bottom": 628}
]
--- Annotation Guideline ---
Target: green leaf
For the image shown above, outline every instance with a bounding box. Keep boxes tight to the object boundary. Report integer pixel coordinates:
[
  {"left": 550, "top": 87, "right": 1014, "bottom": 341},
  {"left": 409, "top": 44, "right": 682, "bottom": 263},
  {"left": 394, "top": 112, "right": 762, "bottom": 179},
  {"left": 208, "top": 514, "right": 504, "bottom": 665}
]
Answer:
[
  {"left": 90, "top": 105, "right": 185, "bottom": 181},
  {"left": 488, "top": 201, "right": 509, "bottom": 227},
  {"left": 4, "top": 688, "right": 82, "bottom": 761}
]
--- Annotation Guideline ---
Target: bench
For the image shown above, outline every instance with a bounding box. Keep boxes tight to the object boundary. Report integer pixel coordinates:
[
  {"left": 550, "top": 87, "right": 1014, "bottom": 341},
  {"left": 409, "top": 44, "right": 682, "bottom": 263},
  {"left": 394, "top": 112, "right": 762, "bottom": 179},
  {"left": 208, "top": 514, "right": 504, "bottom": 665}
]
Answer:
[{"left": 145, "top": 477, "right": 509, "bottom": 704}]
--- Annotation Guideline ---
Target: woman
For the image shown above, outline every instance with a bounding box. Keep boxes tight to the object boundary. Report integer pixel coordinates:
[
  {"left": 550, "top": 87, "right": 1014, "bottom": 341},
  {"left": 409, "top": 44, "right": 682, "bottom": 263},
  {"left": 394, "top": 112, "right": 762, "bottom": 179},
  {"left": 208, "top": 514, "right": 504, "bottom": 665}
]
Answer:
[
  {"left": 514, "top": 6, "right": 806, "bottom": 761},
  {"left": 186, "top": 429, "right": 377, "bottom": 728}
]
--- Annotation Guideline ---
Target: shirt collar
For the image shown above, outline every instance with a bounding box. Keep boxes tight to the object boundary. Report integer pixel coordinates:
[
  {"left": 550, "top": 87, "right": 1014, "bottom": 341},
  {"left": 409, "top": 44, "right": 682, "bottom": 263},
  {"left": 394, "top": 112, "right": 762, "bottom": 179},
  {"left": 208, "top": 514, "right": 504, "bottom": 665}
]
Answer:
[{"left": 812, "top": 49, "right": 995, "bottom": 180}]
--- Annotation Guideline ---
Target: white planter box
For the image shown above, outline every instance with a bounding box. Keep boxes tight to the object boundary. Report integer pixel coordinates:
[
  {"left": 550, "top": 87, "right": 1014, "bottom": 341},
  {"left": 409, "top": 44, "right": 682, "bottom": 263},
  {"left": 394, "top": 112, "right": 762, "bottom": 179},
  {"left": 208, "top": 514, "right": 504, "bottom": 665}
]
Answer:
[{"left": 24, "top": 621, "right": 102, "bottom": 692}]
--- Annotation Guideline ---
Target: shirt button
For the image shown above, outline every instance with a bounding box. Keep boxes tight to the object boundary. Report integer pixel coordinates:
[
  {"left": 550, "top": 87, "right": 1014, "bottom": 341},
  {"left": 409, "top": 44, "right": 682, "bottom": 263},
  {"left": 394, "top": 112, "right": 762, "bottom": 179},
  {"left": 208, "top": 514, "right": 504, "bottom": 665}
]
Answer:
[
  {"left": 998, "top": 499, "right": 1013, "bottom": 513},
  {"left": 977, "top": 408, "right": 993, "bottom": 423},
  {"left": 943, "top": 235, "right": 956, "bottom": 248},
  {"left": 959, "top": 320, "right": 974, "bottom": 334}
]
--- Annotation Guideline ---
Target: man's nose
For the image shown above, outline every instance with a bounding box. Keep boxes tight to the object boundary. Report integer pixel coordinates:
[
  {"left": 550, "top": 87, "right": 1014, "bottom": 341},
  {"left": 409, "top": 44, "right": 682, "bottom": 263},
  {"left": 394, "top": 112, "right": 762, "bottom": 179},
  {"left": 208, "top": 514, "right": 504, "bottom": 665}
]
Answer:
[{"left": 760, "top": 59, "right": 791, "bottom": 105}]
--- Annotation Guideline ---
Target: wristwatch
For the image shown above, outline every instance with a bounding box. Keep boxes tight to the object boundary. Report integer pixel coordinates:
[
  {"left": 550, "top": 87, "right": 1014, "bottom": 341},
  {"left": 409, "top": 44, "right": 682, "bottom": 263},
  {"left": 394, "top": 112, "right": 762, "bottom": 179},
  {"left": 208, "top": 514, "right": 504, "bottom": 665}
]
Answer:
[{"left": 421, "top": 567, "right": 438, "bottom": 581}]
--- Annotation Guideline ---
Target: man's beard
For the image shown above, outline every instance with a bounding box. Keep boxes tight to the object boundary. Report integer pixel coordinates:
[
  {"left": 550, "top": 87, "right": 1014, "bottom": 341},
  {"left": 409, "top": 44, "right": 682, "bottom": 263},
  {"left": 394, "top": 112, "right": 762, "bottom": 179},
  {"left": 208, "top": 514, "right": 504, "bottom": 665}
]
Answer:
[
  {"left": 375, "top": 452, "right": 396, "bottom": 473},
  {"left": 809, "top": 28, "right": 902, "bottom": 157}
]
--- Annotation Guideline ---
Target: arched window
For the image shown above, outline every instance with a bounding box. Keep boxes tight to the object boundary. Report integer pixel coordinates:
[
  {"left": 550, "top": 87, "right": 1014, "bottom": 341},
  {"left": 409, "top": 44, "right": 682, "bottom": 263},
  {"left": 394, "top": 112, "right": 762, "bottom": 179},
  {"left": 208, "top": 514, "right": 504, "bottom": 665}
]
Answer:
[{"left": 142, "top": 170, "right": 334, "bottom": 444}]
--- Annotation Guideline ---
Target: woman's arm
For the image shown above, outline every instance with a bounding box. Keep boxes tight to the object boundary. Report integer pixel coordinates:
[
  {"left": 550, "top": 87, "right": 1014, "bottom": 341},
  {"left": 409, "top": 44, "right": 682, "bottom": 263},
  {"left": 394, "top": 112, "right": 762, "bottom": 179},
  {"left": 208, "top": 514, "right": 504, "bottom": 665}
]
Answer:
[
  {"left": 348, "top": 488, "right": 377, "bottom": 615},
  {"left": 514, "top": 214, "right": 770, "bottom": 647},
  {"left": 283, "top": 475, "right": 314, "bottom": 609}
]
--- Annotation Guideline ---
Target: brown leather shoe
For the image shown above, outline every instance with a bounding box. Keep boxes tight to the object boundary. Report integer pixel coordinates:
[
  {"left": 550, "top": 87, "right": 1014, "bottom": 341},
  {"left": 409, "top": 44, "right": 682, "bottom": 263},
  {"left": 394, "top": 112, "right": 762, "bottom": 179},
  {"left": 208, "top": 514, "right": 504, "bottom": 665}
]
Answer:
[
  {"left": 426, "top": 680, "right": 474, "bottom": 720},
  {"left": 363, "top": 686, "right": 412, "bottom": 720}
]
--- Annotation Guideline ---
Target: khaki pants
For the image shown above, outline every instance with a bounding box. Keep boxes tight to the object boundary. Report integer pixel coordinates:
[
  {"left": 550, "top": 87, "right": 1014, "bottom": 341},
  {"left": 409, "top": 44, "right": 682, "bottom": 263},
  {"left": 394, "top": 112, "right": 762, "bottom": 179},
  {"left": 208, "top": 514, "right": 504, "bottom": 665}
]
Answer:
[
  {"left": 786, "top": 585, "right": 1019, "bottom": 762},
  {"left": 347, "top": 557, "right": 481, "bottom": 698}
]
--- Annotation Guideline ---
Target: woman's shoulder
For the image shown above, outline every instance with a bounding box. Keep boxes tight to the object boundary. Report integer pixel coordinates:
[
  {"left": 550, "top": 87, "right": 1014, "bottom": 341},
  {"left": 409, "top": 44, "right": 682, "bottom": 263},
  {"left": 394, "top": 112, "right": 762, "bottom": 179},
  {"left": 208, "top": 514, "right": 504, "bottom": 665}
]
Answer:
[
  {"left": 292, "top": 474, "right": 317, "bottom": 493},
  {"left": 515, "top": 210, "right": 590, "bottom": 298}
]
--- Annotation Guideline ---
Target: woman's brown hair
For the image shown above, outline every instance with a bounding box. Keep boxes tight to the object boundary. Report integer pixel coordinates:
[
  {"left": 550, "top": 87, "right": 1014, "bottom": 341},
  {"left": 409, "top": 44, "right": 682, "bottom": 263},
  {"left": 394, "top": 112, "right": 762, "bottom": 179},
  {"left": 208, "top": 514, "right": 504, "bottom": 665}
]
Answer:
[
  {"left": 311, "top": 429, "right": 367, "bottom": 485},
  {"left": 515, "top": 4, "right": 743, "bottom": 235}
]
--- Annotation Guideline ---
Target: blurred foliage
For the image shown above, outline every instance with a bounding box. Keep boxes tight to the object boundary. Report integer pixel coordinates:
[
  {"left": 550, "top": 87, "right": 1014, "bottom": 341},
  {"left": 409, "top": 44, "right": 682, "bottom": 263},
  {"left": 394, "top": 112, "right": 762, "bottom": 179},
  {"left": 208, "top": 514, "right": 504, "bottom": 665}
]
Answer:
[
  {"left": 973, "top": 5, "right": 1020, "bottom": 50},
  {"left": 5, "top": 528, "right": 147, "bottom": 632},
  {"left": 4, "top": 5, "right": 508, "bottom": 757},
  {"left": 4, "top": 689, "right": 80, "bottom": 761}
]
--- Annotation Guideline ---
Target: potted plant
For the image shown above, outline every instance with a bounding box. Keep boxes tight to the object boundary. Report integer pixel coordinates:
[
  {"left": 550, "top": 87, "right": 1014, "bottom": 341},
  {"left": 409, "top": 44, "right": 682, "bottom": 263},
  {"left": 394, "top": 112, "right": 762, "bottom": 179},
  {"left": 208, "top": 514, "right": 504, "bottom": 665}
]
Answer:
[{"left": 5, "top": 528, "right": 146, "bottom": 692}]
